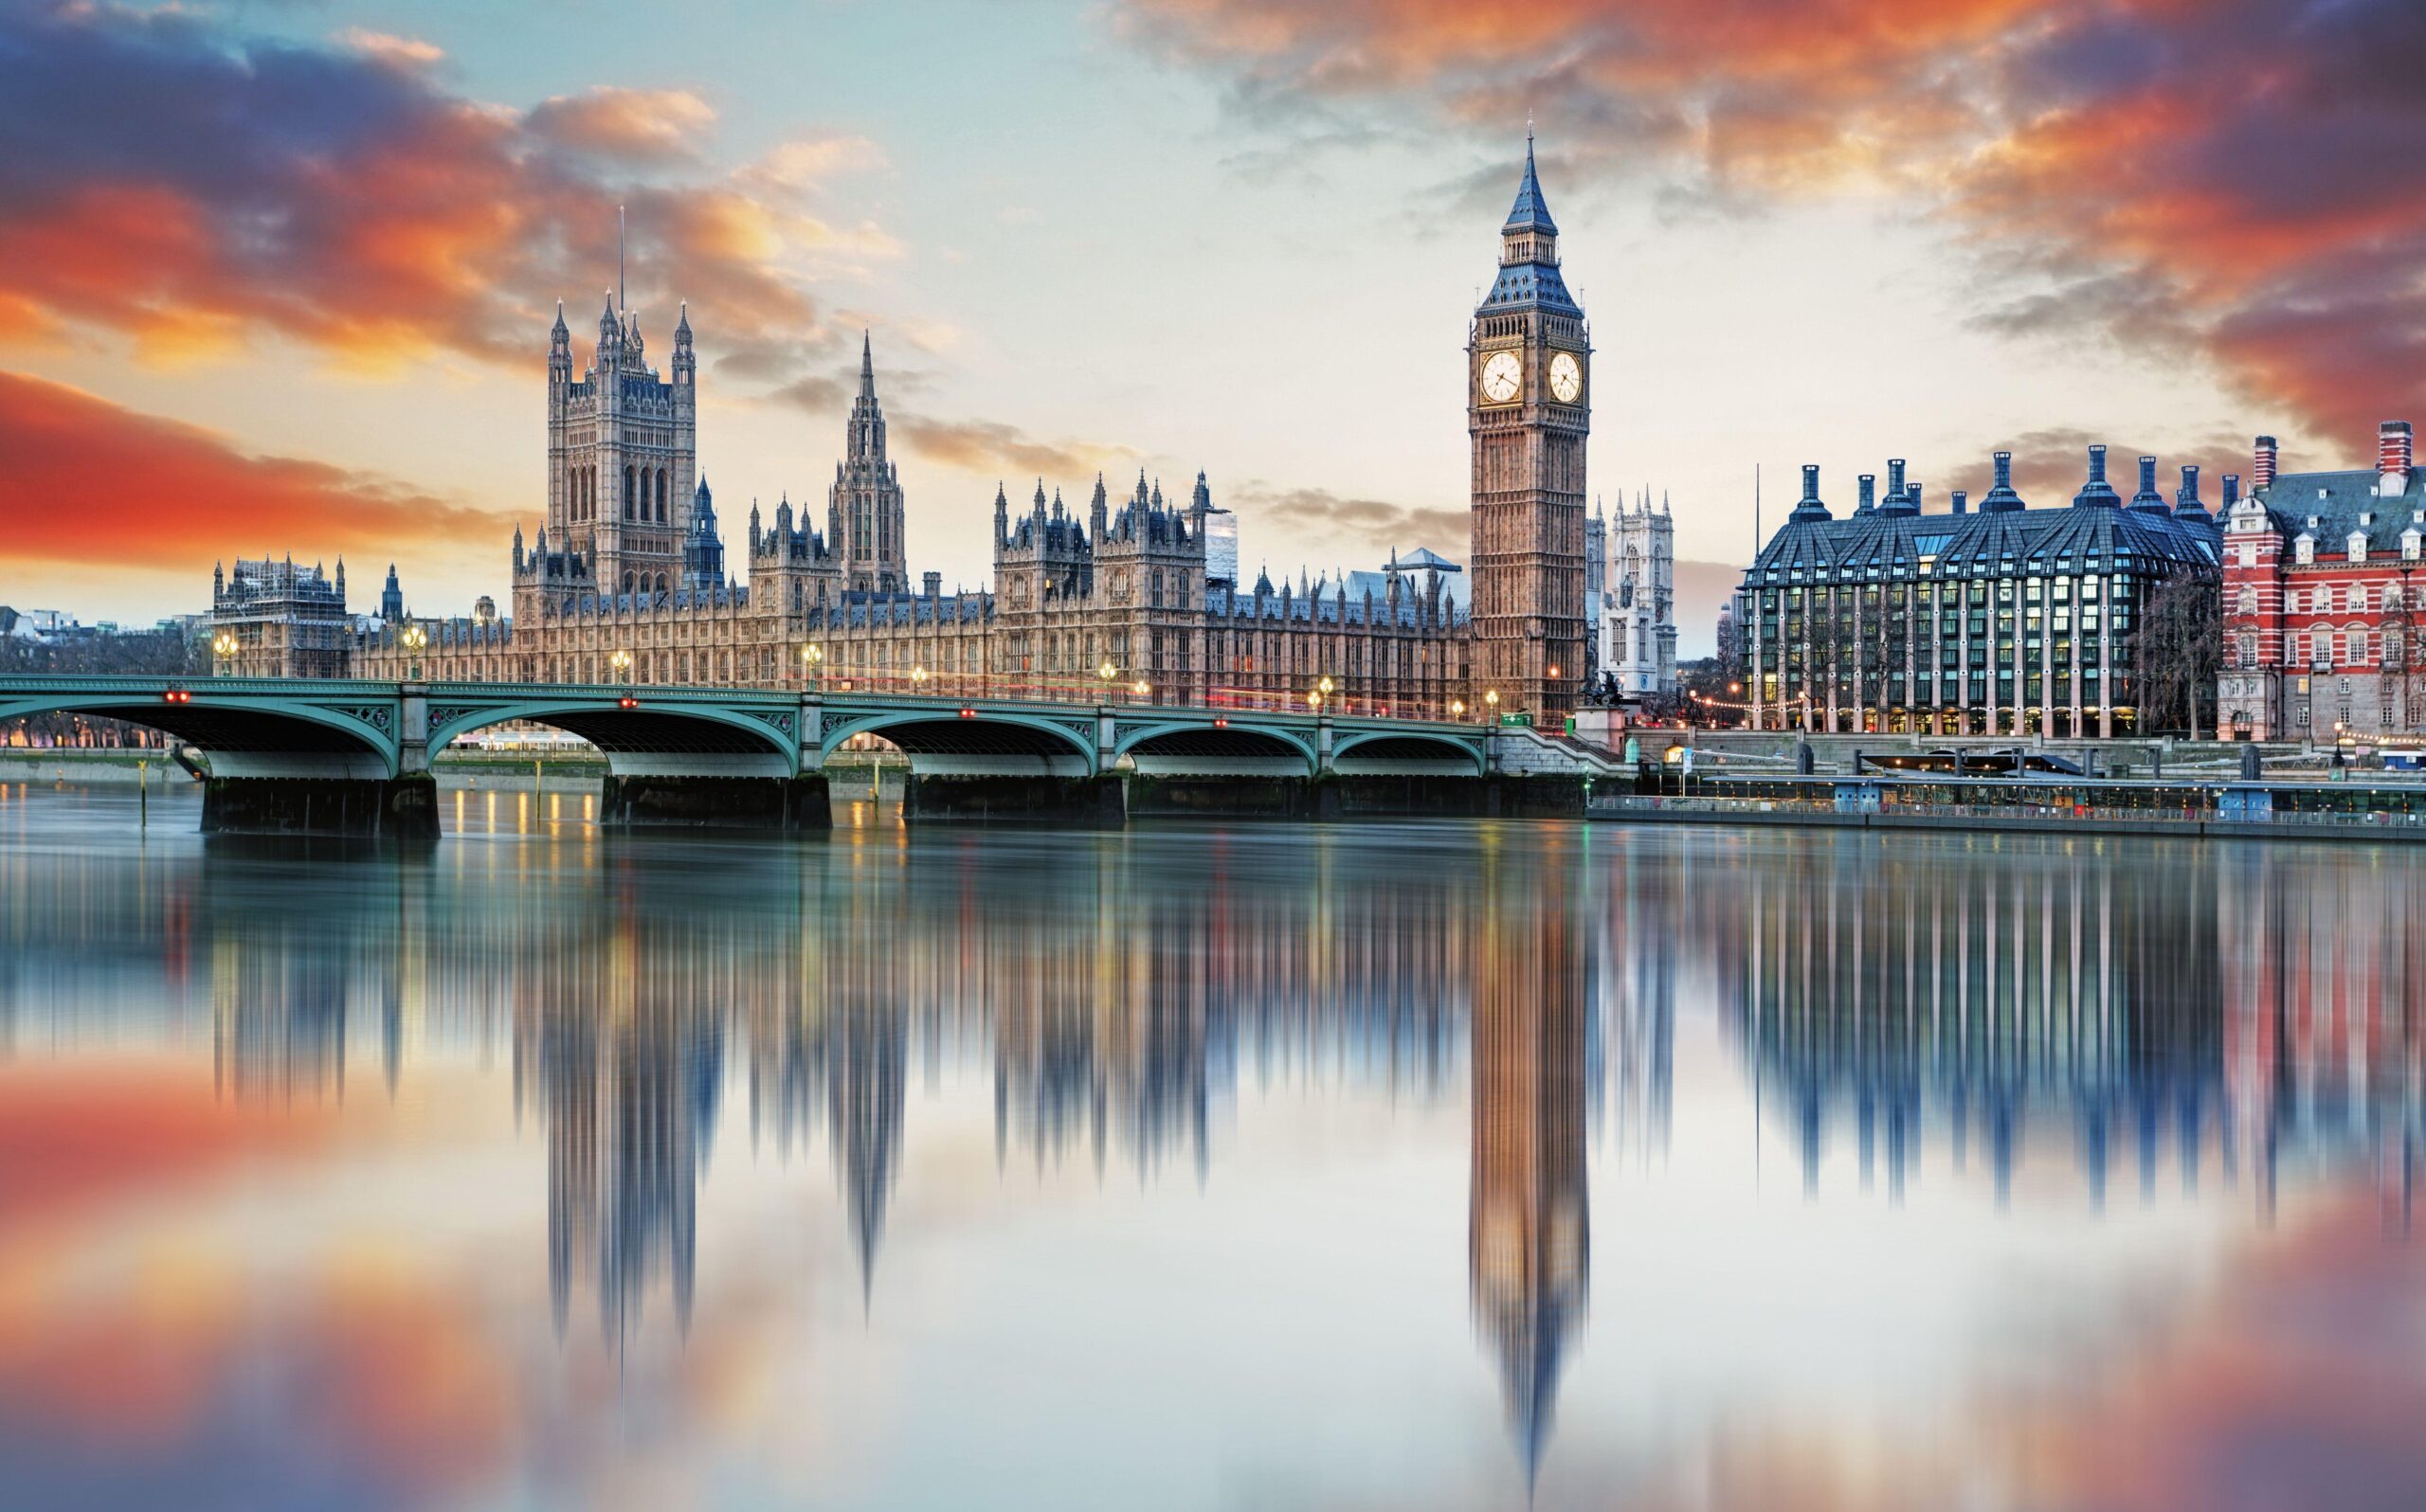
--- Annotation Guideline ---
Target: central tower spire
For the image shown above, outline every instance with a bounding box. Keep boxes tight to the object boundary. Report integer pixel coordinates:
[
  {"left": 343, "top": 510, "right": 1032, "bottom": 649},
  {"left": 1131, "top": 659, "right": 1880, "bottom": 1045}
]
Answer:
[{"left": 831, "top": 333, "right": 907, "bottom": 594}]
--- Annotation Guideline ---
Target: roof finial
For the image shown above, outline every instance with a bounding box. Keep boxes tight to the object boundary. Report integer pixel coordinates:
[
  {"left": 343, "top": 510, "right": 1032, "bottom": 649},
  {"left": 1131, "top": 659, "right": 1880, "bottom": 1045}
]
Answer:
[{"left": 859, "top": 329, "right": 874, "bottom": 398}]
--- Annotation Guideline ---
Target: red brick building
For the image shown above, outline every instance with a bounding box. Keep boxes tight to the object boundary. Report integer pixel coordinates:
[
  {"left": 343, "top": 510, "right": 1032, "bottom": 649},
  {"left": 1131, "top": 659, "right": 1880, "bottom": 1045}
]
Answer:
[{"left": 2218, "top": 422, "right": 2426, "bottom": 740}]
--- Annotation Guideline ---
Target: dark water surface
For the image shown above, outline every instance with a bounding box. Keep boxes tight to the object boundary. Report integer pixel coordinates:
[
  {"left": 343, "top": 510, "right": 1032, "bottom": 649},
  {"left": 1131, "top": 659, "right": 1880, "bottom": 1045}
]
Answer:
[{"left": 1, "top": 784, "right": 2421, "bottom": 1511}]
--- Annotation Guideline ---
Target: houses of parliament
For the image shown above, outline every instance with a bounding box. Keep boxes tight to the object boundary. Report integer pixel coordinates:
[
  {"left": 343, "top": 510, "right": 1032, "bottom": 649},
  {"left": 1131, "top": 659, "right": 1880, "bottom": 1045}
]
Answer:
[{"left": 324, "top": 143, "right": 1596, "bottom": 718}]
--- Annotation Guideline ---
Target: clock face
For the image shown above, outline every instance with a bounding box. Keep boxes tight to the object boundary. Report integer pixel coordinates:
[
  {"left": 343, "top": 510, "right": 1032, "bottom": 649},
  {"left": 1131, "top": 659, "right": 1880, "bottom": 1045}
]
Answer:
[
  {"left": 1549, "top": 351, "right": 1584, "bottom": 404},
  {"left": 1479, "top": 350, "right": 1523, "bottom": 404}
]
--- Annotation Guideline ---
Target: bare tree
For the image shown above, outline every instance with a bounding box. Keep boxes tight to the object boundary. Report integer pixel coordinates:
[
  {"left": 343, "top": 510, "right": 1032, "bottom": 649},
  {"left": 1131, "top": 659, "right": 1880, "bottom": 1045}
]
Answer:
[{"left": 2136, "top": 573, "right": 2222, "bottom": 737}]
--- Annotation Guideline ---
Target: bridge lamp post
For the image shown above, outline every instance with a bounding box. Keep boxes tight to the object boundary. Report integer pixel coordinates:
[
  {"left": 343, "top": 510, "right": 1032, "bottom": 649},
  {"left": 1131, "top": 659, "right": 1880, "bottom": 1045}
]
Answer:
[
  {"left": 912, "top": 665, "right": 929, "bottom": 693},
  {"left": 401, "top": 623, "right": 427, "bottom": 681},
  {"left": 1306, "top": 688, "right": 1324, "bottom": 712},
  {"left": 609, "top": 648, "right": 632, "bottom": 693},
  {"left": 1132, "top": 678, "right": 1150, "bottom": 704},
  {"left": 801, "top": 642, "right": 823, "bottom": 690},
  {"left": 1098, "top": 660, "right": 1116, "bottom": 705},
  {"left": 209, "top": 630, "right": 236, "bottom": 678},
  {"left": 1451, "top": 698, "right": 1467, "bottom": 721},
  {"left": 1485, "top": 689, "right": 1500, "bottom": 722}
]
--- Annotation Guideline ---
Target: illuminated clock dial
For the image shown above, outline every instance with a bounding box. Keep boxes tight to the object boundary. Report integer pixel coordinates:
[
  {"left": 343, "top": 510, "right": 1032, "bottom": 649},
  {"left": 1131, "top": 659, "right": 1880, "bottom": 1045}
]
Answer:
[
  {"left": 1548, "top": 351, "right": 1583, "bottom": 404},
  {"left": 1480, "top": 351, "right": 1523, "bottom": 404}
]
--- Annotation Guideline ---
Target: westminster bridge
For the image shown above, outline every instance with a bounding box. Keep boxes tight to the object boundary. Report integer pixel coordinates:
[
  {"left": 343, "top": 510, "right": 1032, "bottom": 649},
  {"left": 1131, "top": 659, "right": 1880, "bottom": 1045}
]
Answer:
[{"left": 0, "top": 675, "right": 1608, "bottom": 836}]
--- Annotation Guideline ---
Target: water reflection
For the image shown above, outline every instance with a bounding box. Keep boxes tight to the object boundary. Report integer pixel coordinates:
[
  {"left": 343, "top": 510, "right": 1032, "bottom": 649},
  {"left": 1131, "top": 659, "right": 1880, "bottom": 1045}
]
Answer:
[
  {"left": 1469, "top": 837, "right": 1589, "bottom": 1489},
  {"left": 1711, "top": 837, "right": 2421, "bottom": 1226},
  {"left": 0, "top": 796, "right": 2421, "bottom": 1507}
]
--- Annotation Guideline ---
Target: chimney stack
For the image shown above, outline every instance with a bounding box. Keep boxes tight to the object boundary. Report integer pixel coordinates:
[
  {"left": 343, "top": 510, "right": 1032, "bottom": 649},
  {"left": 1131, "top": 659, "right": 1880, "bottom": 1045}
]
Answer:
[
  {"left": 2089, "top": 444, "right": 2109, "bottom": 483},
  {"left": 1801, "top": 464, "right": 1820, "bottom": 502},
  {"left": 1857, "top": 473, "right": 1875, "bottom": 513},
  {"left": 1950, "top": 489, "right": 1968, "bottom": 515},
  {"left": 2254, "top": 435, "right": 2278, "bottom": 491},
  {"left": 2129, "top": 454, "right": 2168, "bottom": 512},
  {"left": 2222, "top": 473, "right": 2242, "bottom": 510},
  {"left": 2379, "top": 421, "right": 2413, "bottom": 495},
  {"left": 2175, "top": 464, "right": 2204, "bottom": 517},
  {"left": 924, "top": 570, "right": 942, "bottom": 600},
  {"left": 1887, "top": 458, "right": 1907, "bottom": 498}
]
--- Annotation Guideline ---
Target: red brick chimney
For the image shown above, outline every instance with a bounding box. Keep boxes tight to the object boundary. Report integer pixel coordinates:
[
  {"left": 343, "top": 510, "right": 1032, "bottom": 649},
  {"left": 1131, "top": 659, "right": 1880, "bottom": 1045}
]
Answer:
[
  {"left": 2379, "top": 420, "right": 2412, "bottom": 483},
  {"left": 2254, "top": 435, "right": 2278, "bottom": 491}
]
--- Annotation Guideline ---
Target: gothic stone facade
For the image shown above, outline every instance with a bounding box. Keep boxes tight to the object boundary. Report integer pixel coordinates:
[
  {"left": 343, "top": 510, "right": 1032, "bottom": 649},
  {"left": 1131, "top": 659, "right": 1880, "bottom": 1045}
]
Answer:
[
  {"left": 353, "top": 314, "right": 1472, "bottom": 714},
  {"left": 1467, "top": 137, "right": 1590, "bottom": 718},
  {"left": 2218, "top": 423, "right": 2426, "bottom": 741},
  {"left": 345, "top": 147, "right": 1598, "bottom": 719},
  {"left": 1737, "top": 448, "right": 2220, "bottom": 736},
  {"left": 210, "top": 556, "right": 352, "bottom": 678},
  {"left": 1594, "top": 493, "right": 1676, "bottom": 696}
]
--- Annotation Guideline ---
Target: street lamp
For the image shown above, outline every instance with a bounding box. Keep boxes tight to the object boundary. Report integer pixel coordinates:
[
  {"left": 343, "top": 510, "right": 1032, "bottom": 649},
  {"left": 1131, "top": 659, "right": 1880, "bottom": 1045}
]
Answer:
[
  {"left": 1451, "top": 698, "right": 1467, "bottom": 720},
  {"left": 401, "top": 622, "right": 427, "bottom": 681},
  {"left": 912, "top": 664, "right": 929, "bottom": 691},
  {"left": 1485, "top": 689, "right": 1500, "bottom": 720},
  {"left": 1307, "top": 688, "right": 1324, "bottom": 711},
  {"left": 801, "top": 642, "right": 823, "bottom": 688},
  {"left": 1132, "top": 679, "right": 1150, "bottom": 701},
  {"left": 609, "top": 647, "right": 632, "bottom": 690},
  {"left": 1098, "top": 660, "right": 1116, "bottom": 703},
  {"left": 210, "top": 630, "right": 236, "bottom": 677}
]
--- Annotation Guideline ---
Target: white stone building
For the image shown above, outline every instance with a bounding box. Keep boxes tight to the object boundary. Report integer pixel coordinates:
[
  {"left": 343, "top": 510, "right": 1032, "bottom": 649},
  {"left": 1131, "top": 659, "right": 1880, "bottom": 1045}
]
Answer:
[{"left": 1594, "top": 493, "right": 1677, "bottom": 696}]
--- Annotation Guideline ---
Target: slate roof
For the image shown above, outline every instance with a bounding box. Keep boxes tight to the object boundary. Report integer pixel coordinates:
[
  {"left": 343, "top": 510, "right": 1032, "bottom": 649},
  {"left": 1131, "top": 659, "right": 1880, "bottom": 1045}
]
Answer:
[
  {"left": 1204, "top": 583, "right": 1467, "bottom": 629},
  {"left": 1748, "top": 463, "right": 2220, "bottom": 583},
  {"left": 1504, "top": 136, "right": 1557, "bottom": 234},
  {"left": 1478, "top": 136, "right": 1580, "bottom": 315},
  {"left": 2252, "top": 468, "right": 2426, "bottom": 554}
]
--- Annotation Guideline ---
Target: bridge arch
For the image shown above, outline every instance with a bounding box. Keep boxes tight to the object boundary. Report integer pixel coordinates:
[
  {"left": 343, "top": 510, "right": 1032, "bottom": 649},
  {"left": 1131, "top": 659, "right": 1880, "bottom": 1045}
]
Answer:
[
  {"left": 0, "top": 683, "right": 400, "bottom": 777},
  {"left": 427, "top": 696, "right": 800, "bottom": 775},
  {"left": 818, "top": 709, "right": 1097, "bottom": 775},
  {"left": 1114, "top": 720, "right": 1317, "bottom": 776},
  {"left": 1329, "top": 729, "right": 1488, "bottom": 776}
]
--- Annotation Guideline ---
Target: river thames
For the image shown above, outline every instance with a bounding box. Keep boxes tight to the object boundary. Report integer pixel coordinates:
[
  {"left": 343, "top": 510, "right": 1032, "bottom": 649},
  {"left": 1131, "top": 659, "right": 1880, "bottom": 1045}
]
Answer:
[{"left": 0, "top": 784, "right": 2420, "bottom": 1511}]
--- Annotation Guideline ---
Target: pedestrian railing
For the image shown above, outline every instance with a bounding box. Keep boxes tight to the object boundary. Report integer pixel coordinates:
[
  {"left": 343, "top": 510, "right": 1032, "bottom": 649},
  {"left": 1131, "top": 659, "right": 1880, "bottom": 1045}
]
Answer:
[{"left": 1589, "top": 794, "right": 2426, "bottom": 832}]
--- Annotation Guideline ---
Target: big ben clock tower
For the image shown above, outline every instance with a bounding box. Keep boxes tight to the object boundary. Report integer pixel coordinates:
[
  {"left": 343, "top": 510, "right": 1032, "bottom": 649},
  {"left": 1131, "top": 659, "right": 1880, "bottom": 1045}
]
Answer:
[{"left": 1469, "top": 135, "right": 1589, "bottom": 719}]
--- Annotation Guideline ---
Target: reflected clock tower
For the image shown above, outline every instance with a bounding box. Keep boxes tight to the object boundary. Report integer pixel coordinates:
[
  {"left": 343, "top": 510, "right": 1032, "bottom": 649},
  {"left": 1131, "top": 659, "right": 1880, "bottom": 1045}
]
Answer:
[{"left": 1469, "top": 135, "right": 1590, "bottom": 718}]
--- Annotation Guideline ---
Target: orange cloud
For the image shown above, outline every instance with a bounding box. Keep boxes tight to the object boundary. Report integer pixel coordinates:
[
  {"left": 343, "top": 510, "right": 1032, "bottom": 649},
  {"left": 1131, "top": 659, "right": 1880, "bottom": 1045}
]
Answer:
[
  {"left": 0, "top": 372, "right": 506, "bottom": 572},
  {"left": 527, "top": 86, "right": 720, "bottom": 164},
  {"left": 0, "top": 4, "right": 864, "bottom": 384},
  {"left": 1127, "top": 0, "right": 2426, "bottom": 453}
]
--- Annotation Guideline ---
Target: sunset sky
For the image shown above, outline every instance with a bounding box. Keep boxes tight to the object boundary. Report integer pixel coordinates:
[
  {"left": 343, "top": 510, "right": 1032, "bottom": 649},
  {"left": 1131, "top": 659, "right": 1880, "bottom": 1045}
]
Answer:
[{"left": 6, "top": 0, "right": 2423, "bottom": 651}]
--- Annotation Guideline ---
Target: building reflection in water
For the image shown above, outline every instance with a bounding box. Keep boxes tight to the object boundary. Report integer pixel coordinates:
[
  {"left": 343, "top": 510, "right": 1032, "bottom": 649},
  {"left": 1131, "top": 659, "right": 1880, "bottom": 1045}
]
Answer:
[
  {"left": 1469, "top": 832, "right": 1590, "bottom": 1491},
  {"left": 10, "top": 801, "right": 2424, "bottom": 1483},
  {"left": 1709, "top": 836, "right": 2419, "bottom": 1223}
]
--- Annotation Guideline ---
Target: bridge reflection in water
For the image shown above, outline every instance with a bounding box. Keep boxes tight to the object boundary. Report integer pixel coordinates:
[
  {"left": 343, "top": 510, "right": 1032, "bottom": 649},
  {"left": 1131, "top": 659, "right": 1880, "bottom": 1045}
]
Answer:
[{"left": 1, "top": 802, "right": 2418, "bottom": 1495}]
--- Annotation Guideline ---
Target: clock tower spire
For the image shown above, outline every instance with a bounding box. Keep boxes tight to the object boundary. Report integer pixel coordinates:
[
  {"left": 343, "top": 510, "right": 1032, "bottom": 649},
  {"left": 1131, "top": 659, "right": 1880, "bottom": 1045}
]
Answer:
[{"left": 1469, "top": 134, "right": 1589, "bottom": 718}]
